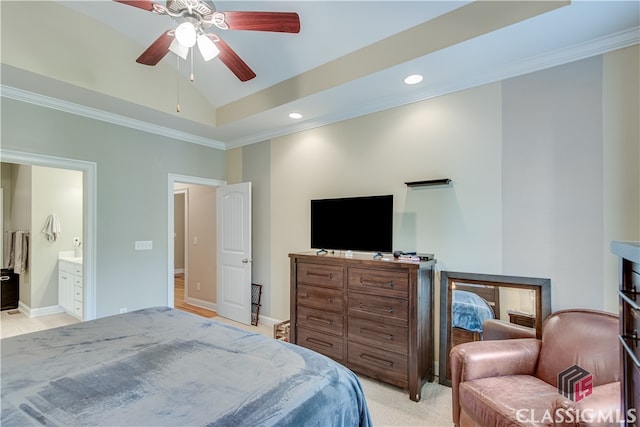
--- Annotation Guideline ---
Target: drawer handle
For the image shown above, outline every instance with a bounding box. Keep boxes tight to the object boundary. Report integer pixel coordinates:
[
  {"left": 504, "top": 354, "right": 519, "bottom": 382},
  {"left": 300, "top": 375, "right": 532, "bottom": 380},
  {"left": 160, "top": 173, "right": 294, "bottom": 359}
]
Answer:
[
  {"left": 306, "top": 337, "right": 333, "bottom": 348},
  {"left": 359, "top": 303, "right": 393, "bottom": 315},
  {"left": 619, "top": 332, "right": 640, "bottom": 368},
  {"left": 307, "top": 271, "right": 335, "bottom": 280},
  {"left": 0, "top": 276, "right": 10, "bottom": 281},
  {"left": 360, "top": 353, "right": 393, "bottom": 367},
  {"left": 360, "top": 327, "right": 394, "bottom": 341},
  {"left": 359, "top": 276, "right": 395, "bottom": 288},
  {"left": 328, "top": 296, "right": 333, "bottom": 303},
  {"left": 307, "top": 315, "right": 332, "bottom": 326}
]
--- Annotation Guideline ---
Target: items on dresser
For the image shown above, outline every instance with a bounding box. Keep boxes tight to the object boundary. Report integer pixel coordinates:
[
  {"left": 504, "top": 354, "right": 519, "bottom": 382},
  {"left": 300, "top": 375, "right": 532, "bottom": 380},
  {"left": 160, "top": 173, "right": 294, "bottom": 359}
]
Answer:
[
  {"left": 289, "top": 251, "right": 436, "bottom": 401},
  {"left": 58, "top": 258, "right": 83, "bottom": 320},
  {"left": 612, "top": 240, "right": 640, "bottom": 422}
]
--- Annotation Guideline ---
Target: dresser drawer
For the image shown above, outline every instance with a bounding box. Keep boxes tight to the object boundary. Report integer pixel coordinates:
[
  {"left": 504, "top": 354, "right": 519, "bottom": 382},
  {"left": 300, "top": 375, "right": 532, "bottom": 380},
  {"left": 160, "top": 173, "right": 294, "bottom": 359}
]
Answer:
[
  {"left": 348, "top": 267, "right": 408, "bottom": 297},
  {"left": 297, "top": 284, "right": 343, "bottom": 313},
  {"left": 297, "top": 305, "right": 343, "bottom": 336},
  {"left": 348, "top": 316, "right": 407, "bottom": 354},
  {"left": 297, "top": 263, "right": 343, "bottom": 289},
  {"left": 348, "top": 292, "right": 408, "bottom": 322},
  {"left": 348, "top": 341, "right": 407, "bottom": 378},
  {"left": 297, "top": 326, "right": 344, "bottom": 361}
]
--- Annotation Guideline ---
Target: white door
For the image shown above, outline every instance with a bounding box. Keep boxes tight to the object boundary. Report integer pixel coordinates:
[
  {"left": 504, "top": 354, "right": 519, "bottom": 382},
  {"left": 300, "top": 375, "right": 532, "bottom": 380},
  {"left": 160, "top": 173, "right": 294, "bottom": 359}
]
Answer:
[{"left": 217, "top": 182, "right": 252, "bottom": 324}]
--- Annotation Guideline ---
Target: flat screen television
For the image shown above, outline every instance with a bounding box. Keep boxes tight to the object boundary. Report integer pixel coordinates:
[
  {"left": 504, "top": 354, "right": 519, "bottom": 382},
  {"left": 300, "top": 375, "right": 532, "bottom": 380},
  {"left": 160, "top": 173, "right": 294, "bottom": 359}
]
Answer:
[{"left": 310, "top": 194, "right": 393, "bottom": 253}]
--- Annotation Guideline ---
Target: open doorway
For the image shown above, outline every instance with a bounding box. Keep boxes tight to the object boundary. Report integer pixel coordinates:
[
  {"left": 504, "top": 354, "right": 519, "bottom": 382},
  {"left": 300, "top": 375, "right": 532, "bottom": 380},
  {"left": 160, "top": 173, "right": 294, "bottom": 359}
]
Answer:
[
  {"left": 0, "top": 149, "right": 97, "bottom": 321},
  {"left": 167, "top": 174, "right": 224, "bottom": 318},
  {"left": 173, "top": 183, "right": 217, "bottom": 318},
  {"left": 167, "top": 175, "right": 253, "bottom": 325}
]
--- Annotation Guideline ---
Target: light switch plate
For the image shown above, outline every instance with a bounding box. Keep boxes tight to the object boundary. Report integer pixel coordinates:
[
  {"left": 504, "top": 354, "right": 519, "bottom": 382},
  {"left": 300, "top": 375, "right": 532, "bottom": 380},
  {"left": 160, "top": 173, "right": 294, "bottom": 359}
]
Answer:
[{"left": 135, "top": 240, "right": 153, "bottom": 250}]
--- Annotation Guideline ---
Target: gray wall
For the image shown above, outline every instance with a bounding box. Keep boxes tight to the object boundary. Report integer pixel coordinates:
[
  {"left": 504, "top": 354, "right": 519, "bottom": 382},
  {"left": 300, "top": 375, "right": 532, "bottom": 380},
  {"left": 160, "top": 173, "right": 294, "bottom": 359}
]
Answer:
[{"left": 1, "top": 98, "right": 226, "bottom": 317}]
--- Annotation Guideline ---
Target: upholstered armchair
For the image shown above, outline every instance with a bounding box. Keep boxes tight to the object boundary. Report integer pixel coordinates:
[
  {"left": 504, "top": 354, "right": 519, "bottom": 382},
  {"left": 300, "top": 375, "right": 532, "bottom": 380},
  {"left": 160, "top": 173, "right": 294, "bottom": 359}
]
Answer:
[{"left": 450, "top": 309, "right": 620, "bottom": 427}]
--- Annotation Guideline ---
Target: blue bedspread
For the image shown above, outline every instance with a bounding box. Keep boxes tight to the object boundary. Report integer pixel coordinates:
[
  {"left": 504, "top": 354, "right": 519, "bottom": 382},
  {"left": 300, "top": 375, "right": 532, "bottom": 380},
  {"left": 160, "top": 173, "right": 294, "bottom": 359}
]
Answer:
[
  {"left": 452, "top": 290, "right": 495, "bottom": 333},
  {"left": 1, "top": 307, "right": 372, "bottom": 427}
]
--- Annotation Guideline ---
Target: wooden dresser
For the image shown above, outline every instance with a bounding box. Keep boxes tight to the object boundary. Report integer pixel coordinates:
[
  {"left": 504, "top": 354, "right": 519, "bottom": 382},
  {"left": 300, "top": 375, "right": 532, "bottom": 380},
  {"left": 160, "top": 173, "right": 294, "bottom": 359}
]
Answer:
[
  {"left": 289, "top": 252, "right": 436, "bottom": 401},
  {"left": 613, "top": 241, "right": 640, "bottom": 425}
]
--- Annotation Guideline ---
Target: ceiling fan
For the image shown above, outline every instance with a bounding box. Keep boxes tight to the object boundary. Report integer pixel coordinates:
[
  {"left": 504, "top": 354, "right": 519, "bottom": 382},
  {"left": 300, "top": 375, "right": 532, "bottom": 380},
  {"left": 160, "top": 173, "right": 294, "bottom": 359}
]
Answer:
[{"left": 114, "top": 0, "right": 300, "bottom": 82}]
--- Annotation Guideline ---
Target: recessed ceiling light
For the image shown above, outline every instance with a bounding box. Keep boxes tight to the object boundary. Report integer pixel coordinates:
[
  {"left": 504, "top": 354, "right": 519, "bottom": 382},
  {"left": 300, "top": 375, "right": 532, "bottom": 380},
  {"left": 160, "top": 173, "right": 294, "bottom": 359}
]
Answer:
[
  {"left": 289, "top": 112, "right": 303, "bottom": 119},
  {"left": 404, "top": 74, "right": 423, "bottom": 85}
]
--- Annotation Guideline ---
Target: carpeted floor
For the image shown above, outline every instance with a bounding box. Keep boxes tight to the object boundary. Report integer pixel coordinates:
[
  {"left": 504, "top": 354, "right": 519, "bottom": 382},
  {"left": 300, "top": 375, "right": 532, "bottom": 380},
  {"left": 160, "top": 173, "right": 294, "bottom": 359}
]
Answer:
[{"left": 360, "top": 376, "right": 453, "bottom": 426}]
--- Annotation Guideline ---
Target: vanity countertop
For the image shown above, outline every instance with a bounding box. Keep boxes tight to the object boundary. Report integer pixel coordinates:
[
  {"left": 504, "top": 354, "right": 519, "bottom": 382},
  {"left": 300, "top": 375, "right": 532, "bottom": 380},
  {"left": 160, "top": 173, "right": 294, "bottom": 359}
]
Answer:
[
  {"left": 59, "top": 257, "right": 82, "bottom": 264},
  {"left": 59, "top": 251, "right": 82, "bottom": 264}
]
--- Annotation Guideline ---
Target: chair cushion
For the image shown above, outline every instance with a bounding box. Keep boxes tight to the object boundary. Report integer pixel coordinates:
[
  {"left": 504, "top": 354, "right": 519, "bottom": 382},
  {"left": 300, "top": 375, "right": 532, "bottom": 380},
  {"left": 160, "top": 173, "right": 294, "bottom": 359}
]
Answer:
[{"left": 459, "top": 375, "right": 560, "bottom": 427}]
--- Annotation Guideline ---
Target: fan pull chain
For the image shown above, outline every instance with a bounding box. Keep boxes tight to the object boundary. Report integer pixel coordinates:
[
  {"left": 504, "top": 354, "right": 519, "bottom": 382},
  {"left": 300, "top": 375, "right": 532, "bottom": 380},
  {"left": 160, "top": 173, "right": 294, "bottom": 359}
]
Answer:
[
  {"left": 176, "top": 54, "right": 181, "bottom": 113},
  {"left": 190, "top": 47, "right": 194, "bottom": 82}
]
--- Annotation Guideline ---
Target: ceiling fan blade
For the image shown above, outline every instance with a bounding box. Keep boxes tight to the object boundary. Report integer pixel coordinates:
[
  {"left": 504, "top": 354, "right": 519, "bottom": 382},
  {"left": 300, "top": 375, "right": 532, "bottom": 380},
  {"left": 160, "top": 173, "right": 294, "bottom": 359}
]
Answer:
[
  {"left": 136, "top": 31, "right": 174, "bottom": 65},
  {"left": 220, "top": 11, "right": 300, "bottom": 33},
  {"left": 210, "top": 36, "right": 256, "bottom": 82},
  {"left": 113, "top": 0, "right": 156, "bottom": 11}
]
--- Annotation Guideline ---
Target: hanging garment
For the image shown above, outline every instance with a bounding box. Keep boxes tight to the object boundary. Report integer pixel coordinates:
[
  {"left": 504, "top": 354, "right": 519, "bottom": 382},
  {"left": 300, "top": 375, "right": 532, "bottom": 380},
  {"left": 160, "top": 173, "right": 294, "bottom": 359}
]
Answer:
[
  {"left": 41, "top": 213, "right": 62, "bottom": 242},
  {"left": 3, "top": 230, "right": 14, "bottom": 269},
  {"left": 13, "top": 231, "right": 29, "bottom": 274}
]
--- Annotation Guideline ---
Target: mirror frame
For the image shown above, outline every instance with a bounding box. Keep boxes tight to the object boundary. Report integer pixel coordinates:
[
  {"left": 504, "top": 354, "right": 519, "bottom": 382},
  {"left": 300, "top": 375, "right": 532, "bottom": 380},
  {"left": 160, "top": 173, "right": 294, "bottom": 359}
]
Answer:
[{"left": 439, "top": 271, "right": 551, "bottom": 386}]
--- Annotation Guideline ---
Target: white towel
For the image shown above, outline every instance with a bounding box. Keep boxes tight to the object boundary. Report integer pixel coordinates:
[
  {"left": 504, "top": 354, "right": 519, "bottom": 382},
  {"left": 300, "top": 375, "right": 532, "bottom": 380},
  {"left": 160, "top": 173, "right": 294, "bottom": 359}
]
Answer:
[{"left": 42, "top": 213, "right": 62, "bottom": 242}]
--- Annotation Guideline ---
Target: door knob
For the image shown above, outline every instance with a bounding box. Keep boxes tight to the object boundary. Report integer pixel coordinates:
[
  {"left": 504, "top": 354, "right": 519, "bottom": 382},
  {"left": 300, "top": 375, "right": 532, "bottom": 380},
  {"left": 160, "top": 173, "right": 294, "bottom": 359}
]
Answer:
[{"left": 242, "top": 258, "right": 252, "bottom": 264}]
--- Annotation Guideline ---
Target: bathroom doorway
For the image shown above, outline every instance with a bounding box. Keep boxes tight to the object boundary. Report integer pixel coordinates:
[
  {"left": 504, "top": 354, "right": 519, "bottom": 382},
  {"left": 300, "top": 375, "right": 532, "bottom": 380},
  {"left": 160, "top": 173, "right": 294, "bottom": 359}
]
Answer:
[{"left": 0, "top": 149, "right": 97, "bottom": 320}]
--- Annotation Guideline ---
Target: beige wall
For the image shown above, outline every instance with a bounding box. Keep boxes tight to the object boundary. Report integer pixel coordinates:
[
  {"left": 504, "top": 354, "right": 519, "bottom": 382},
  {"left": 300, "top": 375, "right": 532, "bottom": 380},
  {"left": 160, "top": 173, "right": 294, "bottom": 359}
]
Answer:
[
  {"left": 31, "top": 166, "right": 83, "bottom": 309},
  {"left": 270, "top": 82, "right": 502, "bottom": 320},
  {"left": 174, "top": 192, "right": 185, "bottom": 271},
  {"left": 243, "top": 46, "right": 639, "bottom": 333},
  {"left": 602, "top": 45, "right": 640, "bottom": 311}
]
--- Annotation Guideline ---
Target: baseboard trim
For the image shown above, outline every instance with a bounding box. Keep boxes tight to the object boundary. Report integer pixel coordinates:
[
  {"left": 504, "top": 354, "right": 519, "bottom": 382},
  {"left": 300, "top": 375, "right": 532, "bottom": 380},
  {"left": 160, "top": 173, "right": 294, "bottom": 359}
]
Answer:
[
  {"left": 19, "top": 302, "right": 65, "bottom": 318},
  {"left": 184, "top": 296, "right": 216, "bottom": 312}
]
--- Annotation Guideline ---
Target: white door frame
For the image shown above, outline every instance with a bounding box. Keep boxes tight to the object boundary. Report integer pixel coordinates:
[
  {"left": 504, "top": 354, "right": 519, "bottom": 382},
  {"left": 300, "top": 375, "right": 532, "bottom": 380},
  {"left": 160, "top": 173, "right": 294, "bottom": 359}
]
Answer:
[
  {"left": 167, "top": 174, "right": 225, "bottom": 307},
  {"left": 0, "top": 149, "right": 97, "bottom": 320}
]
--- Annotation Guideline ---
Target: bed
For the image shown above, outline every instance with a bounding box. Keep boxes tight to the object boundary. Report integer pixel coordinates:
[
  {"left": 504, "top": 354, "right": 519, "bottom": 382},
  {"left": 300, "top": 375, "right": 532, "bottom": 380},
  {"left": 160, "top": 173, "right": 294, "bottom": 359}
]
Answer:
[
  {"left": 1, "top": 306, "right": 372, "bottom": 426},
  {"left": 450, "top": 283, "right": 499, "bottom": 348}
]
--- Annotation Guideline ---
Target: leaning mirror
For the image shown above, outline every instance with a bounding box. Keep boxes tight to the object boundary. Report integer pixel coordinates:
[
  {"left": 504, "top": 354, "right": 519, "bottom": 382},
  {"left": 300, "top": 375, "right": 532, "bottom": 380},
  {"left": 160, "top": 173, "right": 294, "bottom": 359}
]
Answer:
[{"left": 438, "top": 271, "right": 551, "bottom": 386}]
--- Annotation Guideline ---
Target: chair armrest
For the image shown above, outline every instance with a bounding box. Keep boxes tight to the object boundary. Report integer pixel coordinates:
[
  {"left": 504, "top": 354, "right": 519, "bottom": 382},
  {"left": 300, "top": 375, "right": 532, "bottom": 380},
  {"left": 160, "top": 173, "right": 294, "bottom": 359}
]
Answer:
[
  {"left": 552, "top": 382, "right": 623, "bottom": 426},
  {"left": 482, "top": 319, "right": 537, "bottom": 340},
  {"left": 450, "top": 338, "right": 541, "bottom": 383},
  {"left": 450, "top": 339, "right": 541, "bottom": 426}
]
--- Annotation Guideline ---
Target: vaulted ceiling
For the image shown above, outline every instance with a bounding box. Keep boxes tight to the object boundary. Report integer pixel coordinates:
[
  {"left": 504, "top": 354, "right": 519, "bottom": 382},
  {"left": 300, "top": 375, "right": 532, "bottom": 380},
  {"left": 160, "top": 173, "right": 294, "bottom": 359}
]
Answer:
[{"left": 1, "top": 1, "right": 638, "bottom": 149}]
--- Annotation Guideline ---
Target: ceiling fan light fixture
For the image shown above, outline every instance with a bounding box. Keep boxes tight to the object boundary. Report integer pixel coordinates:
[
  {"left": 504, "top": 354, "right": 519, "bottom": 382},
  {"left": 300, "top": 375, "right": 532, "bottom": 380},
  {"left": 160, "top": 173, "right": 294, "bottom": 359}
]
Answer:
[
  {"left": 175, "top": 22, "right": 197, "bottom": 47},
  {"left": 197, "top": 35, "right": 220, "bottom": 61},
  {"left": 169, "top": 39, "right": 189, "bottom": 60}
]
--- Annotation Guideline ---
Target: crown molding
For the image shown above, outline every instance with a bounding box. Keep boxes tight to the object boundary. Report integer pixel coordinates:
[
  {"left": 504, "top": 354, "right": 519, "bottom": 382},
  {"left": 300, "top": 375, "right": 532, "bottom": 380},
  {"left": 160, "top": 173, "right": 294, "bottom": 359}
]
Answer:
[
  {"left": 225, "top": 27, "right": 639, "bottom": 149},
  {"left": 2, "top": 27, "right": 638, "bottom": 151},
  {"left": 0, "top": 85, "right": 226, "bottom": 150}
]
